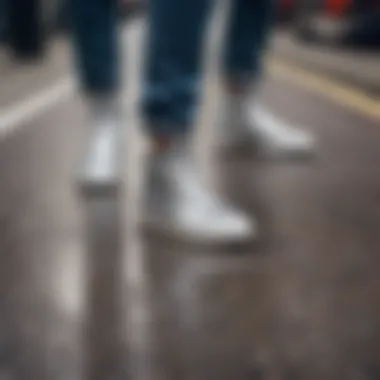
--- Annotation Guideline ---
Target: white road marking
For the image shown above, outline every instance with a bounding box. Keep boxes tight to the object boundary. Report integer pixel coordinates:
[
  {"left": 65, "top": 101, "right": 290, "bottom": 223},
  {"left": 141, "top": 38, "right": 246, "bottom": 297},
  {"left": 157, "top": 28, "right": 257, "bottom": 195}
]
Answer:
[
  {"left": 0, "top": 77, "right": 75, "bottom": 138},
  {"left": 269, "top": 59, "right": 380, "bottom": 121},
  {"left": 123, "top": 133, "right": 159, "bottom": 380},
  {"left": 122, "top": 20, "right": 159, "bottom": 380},
  {"left": 0, "top": 23, "right": 143, "bottom": 141}
]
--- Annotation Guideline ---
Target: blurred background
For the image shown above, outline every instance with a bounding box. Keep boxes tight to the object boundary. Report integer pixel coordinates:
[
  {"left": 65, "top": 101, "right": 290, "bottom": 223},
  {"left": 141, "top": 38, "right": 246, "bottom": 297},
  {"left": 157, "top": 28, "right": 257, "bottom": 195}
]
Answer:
[
  {"left": 2, "top": 0, "right": 380, "bottom": 51},
  {"left": 0, "top": 1, "right": 380, "bottom": 380}
]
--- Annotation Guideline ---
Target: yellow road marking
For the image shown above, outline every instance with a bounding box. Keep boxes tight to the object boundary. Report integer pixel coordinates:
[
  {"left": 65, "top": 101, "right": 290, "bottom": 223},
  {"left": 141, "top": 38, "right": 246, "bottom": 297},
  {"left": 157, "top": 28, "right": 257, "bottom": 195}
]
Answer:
[{"left": 268, "top": 59, "right": 380, "bottom": 121}]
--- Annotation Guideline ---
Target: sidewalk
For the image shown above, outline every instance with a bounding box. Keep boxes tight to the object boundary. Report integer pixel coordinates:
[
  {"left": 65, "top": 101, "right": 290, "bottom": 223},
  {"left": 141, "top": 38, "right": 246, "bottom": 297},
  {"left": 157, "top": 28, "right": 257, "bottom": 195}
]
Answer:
[{"left": 271, "top": 31, "right": 380, "bottom": 97}]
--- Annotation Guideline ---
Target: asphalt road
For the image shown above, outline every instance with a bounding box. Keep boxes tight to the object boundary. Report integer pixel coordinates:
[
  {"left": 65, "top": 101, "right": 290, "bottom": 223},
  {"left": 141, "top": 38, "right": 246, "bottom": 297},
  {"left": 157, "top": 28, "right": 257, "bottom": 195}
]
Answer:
[
  {"left": 272, "top": 31, "right": 380, "bottom": 97},
  {"left": 1, "top": 21, "right": 380, "bottom": 380}
]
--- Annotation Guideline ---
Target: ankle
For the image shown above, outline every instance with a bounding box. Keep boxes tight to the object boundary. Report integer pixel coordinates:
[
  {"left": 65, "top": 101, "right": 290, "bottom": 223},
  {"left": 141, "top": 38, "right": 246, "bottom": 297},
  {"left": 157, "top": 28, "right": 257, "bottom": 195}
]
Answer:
[
  {"left": 151, "top": 134, "right": 188, "bottom": 154},
  {"left": 86, "top": 92, "right": 120, "bottom": 115},
  {"left": 223, "top": 75, "right": 250, "bottom": 95},
  {"left": 151, "top": 135, "right": 175, "bottom": 153}
]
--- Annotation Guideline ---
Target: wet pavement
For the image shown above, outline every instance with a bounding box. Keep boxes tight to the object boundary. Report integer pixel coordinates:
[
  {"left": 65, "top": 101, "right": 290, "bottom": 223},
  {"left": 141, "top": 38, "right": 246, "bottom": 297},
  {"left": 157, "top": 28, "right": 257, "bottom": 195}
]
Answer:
[
  {"left": 1, "top": 21, "right": 380, "bottom": 380},
  {"left": 273, "top": 31, "right": 380, "bottom": 97}
]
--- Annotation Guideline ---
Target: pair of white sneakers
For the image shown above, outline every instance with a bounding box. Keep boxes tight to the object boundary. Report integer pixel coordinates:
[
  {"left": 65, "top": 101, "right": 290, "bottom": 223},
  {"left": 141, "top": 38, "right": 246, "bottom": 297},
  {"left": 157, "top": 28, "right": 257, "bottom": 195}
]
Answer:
[{"left": 91, "top": 93, "right": 316, "bottom": 243}]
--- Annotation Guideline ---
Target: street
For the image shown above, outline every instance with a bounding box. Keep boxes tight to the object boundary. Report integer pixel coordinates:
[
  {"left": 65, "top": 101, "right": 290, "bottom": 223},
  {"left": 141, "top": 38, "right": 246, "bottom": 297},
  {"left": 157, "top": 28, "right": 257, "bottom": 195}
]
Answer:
[{"left": 1, "top": 20, "right": 380, "bottom": 380}]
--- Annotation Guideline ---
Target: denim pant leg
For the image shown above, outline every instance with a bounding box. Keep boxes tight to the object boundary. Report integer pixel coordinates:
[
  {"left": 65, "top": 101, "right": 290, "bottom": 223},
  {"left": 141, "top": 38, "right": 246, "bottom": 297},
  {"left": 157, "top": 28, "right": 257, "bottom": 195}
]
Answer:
[
  {"left": 142, "top": 0, "right": 213, "bottom": 136},
  {"left": 8, "top": 0, "right": 44, "bottom": 55},
  {"left": 223, "top": 0, "right": 275, "bottom": 82},
  {"left": 69, "top": 0, "right": 119, "bottom": 94},
  {"left": 0, "top": 0, "right": 8, "bottom": 43}
]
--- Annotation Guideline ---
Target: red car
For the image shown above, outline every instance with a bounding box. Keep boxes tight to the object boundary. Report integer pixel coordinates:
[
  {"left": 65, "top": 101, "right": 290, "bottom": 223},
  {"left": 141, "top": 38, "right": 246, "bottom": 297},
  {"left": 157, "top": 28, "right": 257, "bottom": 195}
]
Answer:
[
  {"left": 277, "top": 0, "right": 380, "bottom": 45},
  {"left": 278, "top": 0, "right": 367, "bottom": 21}
]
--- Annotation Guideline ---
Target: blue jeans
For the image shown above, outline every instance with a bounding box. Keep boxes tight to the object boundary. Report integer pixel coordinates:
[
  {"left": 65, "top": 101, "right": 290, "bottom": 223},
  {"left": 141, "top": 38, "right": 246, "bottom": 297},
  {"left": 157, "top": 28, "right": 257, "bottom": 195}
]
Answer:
[
  {"left": 0, "top": 0, "right": 7, "bottom": 43},
  {"left": 69, "top": 0, "right": 274, "bottom": 133},
  {"left": 7, "top": 0, "right": 44, "bottom": 55},
  {"left": 69, "top": 0, "right": 120, "bottom": 94}
]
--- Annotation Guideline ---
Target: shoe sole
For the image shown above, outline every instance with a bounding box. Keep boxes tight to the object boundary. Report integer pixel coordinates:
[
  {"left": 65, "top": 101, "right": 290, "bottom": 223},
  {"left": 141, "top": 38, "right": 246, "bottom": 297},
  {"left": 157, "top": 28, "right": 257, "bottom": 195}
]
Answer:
[
  {"left": 219, "top": 140, "right": 317, "bottom": 163},
  {"left": 141, "top": 216, "right": 258, "bottom": 248}
]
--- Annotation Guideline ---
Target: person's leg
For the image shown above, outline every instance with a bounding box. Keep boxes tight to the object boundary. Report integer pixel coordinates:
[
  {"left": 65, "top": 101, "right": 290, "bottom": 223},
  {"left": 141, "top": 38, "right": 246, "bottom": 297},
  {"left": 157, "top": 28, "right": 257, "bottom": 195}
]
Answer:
[
  {"left": 0, "top": 0, "right": 8, "bottom": 44},
  {"left": 220, "top": 0, "right": 315, "bottom": 159},
  {"left": 223, "top": 0, "right": 273, "bottom": 86},
  {"left": 69, "top": 0, "right": 121, "bottom": 126},
  {"left": 69, "top": 0, "right": 119, "bottom": 95},
  {"left": 142, "top": 0, "right": 213, "bottom": 136},
  {"left": 141, "top": 0, "right": 254, "bottom": 242},
  {"left": 7, "top": 0, "right": 45, "bottom": 60}
]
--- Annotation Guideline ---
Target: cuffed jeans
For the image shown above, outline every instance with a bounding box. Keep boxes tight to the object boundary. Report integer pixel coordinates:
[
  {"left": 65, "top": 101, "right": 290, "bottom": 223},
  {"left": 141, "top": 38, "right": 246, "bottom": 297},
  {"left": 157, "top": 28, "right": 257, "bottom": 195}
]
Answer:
[{"left": 69, "top": 0, "right": 274, "bottom": 134}]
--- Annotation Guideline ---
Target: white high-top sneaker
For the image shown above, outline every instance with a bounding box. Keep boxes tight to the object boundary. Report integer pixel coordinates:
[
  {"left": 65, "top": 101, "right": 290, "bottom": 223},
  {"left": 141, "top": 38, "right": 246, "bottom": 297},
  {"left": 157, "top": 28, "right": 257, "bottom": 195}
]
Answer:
[
  {"left": 220, "top": 92, "right": 316, "bottom": 160},
  {"left": 87, "top": 94, "right": 121, "bottom": 130},
  {"left": 143, "top": 141, "right": 256, "bottom": 243}
]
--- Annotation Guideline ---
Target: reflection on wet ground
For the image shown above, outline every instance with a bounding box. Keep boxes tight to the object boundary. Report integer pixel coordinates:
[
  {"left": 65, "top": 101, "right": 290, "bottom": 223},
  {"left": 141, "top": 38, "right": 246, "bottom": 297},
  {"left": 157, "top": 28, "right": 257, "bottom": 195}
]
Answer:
[
  {"left": 1, "top": 22, "right": 380, "bottom": 380},
  {"left": 144, "top": 142, "right": 380, "bottom": 380}
]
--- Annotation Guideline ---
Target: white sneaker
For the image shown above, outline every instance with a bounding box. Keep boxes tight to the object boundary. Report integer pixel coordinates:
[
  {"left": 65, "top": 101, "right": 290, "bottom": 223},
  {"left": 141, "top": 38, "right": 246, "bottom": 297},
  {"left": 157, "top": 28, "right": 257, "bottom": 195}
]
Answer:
[
  {"left": 220, "top": 93, "right": 316, "bottom": 160},
  {"left": 87, "top": 94, "right": 121, "bottom": 131},
  {"left": 79, "top": 93, "right": 122, "bottom": 195},
  {"left": 143, "top": 142, "right": 256, "bottom": 243}
]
